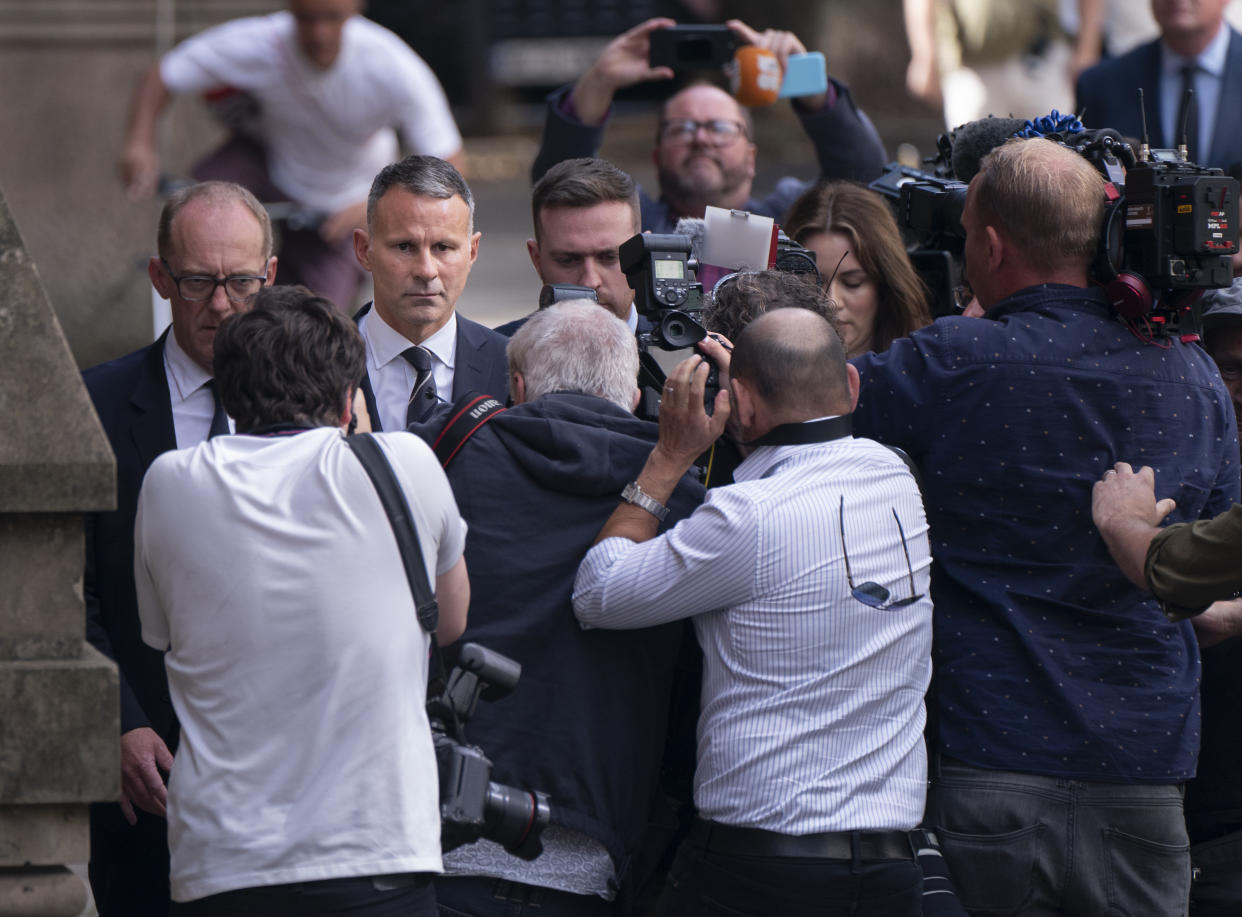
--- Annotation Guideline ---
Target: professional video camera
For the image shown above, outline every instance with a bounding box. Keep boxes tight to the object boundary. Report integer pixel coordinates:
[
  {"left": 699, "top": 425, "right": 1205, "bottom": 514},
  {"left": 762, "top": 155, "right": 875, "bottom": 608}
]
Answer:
[
  {"left": 870, "top": 110, "right": 1240, "bottom": 332},
  {"left": 428, "top": 643, "right": 550, "bottom": 859}
]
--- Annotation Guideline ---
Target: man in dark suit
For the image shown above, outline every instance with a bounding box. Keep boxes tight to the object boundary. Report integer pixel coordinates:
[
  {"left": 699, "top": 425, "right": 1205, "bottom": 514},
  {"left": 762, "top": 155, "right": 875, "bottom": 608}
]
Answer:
[
  {"left": 495, "top": 157, "right": 650, "bottom": 339},
  {"left": 1076, "top": 0, "right": 1242, "bottom": 171},
  {"left": 82, "top": 180, "right": 276, "bottom": 916},
  {"left": 351, "top": 155, "right": 507, "bottom": 429}
]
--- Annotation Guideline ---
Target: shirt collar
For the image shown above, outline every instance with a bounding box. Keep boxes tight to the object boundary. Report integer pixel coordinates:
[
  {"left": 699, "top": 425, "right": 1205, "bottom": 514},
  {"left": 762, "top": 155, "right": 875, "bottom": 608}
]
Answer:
[
  {"left": 985, "top": 284, "right": 1112, "bottom": 322},
  {"left": 1163, "top": 21, "right": 1230, "bottom": 76},
  {"left": 366, "top": 306, "right": 458, "bottom": 372},
  {"left": 626, "top": 303, "right": 638, "bottom": 333},
  {"left": 733, "top": 415, "right": 846, "bottom": 482},
  {"left": 162, "top": 325, "right": 212, "bottom": 404}
]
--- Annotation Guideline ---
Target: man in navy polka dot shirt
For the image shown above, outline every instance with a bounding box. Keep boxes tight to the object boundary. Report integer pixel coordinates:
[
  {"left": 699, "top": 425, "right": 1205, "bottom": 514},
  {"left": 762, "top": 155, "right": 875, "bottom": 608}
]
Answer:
[{"left": 852, "top": 137, "right": 1239, "bottom": 915}]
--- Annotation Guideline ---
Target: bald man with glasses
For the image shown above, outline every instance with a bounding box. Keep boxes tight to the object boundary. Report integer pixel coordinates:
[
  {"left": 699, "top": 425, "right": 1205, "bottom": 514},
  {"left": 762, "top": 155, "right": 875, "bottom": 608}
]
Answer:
[{"left": 532, "top": 18, "right": 887, "bottom": 233}]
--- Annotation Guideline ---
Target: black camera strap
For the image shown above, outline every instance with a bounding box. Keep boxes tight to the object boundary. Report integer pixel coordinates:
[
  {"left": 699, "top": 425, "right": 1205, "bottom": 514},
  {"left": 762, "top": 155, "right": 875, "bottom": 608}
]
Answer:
[
  {"left": 431, "top": 392, "right": 507, "bottom": 469},
  {"left": 345, "top": 433, "right": 440, "bottom": 636}
]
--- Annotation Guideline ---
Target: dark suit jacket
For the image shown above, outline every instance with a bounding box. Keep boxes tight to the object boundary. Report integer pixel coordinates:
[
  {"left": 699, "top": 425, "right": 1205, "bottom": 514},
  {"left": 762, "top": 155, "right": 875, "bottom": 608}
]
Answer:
[
  {"left": 1076, "top": 29, "right": 1242, "bottom": 171},
  {"left": 82, "top": 331, "right": 178, "bottom": 746},
  {"left": 354, "top": 303, "right": 510, "bottom": 430}
]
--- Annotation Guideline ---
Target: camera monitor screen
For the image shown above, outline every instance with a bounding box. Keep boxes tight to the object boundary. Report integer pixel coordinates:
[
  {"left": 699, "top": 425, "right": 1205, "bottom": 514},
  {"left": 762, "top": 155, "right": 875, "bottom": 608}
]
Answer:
[{"left": 654, "top": 259, "right": 684, "bottom": 280}]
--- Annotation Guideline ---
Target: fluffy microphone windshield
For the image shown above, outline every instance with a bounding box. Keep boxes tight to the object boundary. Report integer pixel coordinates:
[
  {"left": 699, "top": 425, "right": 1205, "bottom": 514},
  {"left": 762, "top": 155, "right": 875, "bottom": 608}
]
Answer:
[{"left": 949, "top": 117, "right": 1026, "bottom": 181}]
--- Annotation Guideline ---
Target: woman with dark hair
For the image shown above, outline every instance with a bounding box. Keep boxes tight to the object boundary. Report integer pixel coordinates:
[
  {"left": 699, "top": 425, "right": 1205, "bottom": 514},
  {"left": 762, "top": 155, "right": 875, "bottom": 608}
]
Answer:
[{"left": 784, "top": 181, "right": 932, "bottom": 357}]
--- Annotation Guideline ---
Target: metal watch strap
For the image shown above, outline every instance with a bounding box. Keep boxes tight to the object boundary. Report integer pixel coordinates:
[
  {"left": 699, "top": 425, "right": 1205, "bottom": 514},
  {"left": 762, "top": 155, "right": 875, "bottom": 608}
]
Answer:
[{"left": 621, "top": 481, "right": 670, "bottom": 522}]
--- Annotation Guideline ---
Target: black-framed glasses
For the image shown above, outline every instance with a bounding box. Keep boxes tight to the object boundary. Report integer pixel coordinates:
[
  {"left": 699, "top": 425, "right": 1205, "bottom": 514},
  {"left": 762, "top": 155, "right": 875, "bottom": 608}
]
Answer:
[
  {"left": 658, "top": 118, "right": 748, "bottom": 145},
  {"left": 838, "top": 495, "right": 925, "bottom": 610},
  {"left": 160, "top": 258, "right": 268, "bottom": 303}
]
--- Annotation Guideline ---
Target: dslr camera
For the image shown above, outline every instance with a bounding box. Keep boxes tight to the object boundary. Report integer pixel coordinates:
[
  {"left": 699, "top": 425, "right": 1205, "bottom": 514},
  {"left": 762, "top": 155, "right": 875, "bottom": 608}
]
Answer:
[
  {"left": 619, "top": 232, "right": 721, "bottom": 415},
  {"left": 428, "top": 643, "right": 550, "bottom": 859}
]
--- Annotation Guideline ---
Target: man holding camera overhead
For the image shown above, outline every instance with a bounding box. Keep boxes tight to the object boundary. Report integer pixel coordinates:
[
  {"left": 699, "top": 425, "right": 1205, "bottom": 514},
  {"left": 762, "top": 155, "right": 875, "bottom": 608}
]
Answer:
[
  {"left": 574, "top": 292, "right": 933, "bottom": 916},
  {"left": 532, "top": 18, "right": 887, "bottom": 233}
]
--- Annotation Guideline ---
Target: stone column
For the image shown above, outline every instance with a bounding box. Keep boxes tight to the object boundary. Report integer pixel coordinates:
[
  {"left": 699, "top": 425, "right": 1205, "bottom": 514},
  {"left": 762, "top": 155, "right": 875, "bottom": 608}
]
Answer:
[{"left": 0, "top": 189, "right": 118, "bottom": 915}]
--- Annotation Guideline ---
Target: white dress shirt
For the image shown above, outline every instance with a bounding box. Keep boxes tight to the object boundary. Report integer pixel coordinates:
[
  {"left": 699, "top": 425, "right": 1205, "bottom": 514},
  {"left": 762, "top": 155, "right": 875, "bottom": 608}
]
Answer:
[
  {"left": 1161, "top": 22, "right": 1230, "bottom": 158},
  {"left": 573, "top": 433, "right": 933, "bottom": 834},
  {"left": 163, "top": 328, "right": 231, "bottom": 448},
  {"left": 359, "top": 307, "right": 458, "bottom": 432}
]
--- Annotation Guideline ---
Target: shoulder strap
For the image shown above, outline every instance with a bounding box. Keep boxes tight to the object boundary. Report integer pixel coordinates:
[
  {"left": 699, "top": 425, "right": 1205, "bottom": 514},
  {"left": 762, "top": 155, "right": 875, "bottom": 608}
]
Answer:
[
  {"left": 431, "top": 392, "right": 507, "bottom": 468},
  {"left": 345, "top": 433, "right": 439, "bottom": 634}
]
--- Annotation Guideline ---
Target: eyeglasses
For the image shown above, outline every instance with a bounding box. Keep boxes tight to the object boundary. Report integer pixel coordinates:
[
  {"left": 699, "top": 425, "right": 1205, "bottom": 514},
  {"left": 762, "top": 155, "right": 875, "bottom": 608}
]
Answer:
[
  {"left": 160, "top": 258, "right": 268, "bottom": 303},
  {"left": 658, "top": 118, "right": 748, "bottom": 145},
  {"left": 838, "top": 495, "right": 925, "bottom": 610}
]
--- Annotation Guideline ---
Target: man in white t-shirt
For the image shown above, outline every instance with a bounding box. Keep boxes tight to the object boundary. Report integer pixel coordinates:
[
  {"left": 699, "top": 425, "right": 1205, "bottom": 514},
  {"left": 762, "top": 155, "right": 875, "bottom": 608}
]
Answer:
[
  {"left": 118, "top": 0, "right": 464, "bottom": 310},
  {"left": 133, "top": 286, "right": 469, "bottom": 915}
]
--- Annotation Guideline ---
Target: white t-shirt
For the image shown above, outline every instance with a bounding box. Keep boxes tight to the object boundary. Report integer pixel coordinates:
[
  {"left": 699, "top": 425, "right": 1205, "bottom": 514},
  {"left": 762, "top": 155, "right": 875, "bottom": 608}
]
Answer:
[
  {"left": 135, "top": 428, "right": 466, "bottom": 902},
  {"left": 161, "top": 11, "right": 461, "bottom": 213}
]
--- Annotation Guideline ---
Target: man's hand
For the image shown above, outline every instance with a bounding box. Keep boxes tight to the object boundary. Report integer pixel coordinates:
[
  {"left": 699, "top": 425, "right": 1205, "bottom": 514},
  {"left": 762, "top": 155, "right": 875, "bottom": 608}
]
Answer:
[
  {"left": 119, "top": 727, "right": 173, "bottom": 825},
  {"left": 726, "top": 20, "right": 828, "bottom": 111},
  {"left": 1091, "top": 462, "right": 1177, "bottom": 589},
  {"left": 321, "top": 200, "right": 368, "bottom": 245},
  {"left": 572, "top": 17, "right": 677, "bottom": 125},
  {"left": 653, "top": 354, "right": 731, "bottom": 469},
  {"left": 1193, "top": 598, "right": 1242, "bottom": 648},
  {"left": 592, "top": 353, "right": 729, "bottom": 546},
  {"left": 119, "top": 141, "right": 161, "bottom": 201}
]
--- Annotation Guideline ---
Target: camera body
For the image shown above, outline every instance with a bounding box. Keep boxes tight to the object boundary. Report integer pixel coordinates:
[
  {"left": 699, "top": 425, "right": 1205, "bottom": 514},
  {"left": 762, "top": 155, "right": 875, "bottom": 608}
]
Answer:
[
  {"left": 428, "top": 643, "right": 550, "bottom": 860},
  {"left": 618, "top": 232, "right": 721, "bottom": 415},
  {"left": 649, "top": 25, "right": 737, "bottom": 70}
]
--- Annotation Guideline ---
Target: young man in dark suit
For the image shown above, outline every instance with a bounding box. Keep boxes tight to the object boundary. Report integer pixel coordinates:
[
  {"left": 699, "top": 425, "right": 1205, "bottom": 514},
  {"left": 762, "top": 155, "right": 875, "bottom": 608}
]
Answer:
[
  {"left": 82, "top": 180, "right": 276, "bottom": 916},
  {"left": 352, "top": 155, "right": 508, "bottom": 429}
]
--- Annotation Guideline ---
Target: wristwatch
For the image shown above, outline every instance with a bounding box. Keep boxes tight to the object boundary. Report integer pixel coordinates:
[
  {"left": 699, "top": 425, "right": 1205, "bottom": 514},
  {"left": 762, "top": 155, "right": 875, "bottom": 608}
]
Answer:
[{"left": 621, "top": 481, "right": 669, "bottom": 522}]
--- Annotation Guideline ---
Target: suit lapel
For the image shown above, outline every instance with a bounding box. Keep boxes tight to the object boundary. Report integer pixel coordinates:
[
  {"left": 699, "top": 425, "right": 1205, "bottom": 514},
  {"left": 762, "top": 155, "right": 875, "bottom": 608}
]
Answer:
[
  {"left": 129, "top": 330, "right": 177, "bottom": 472},
  {"left": 1209, "top": 29, "right": 1242, "bottom": 169},
  {"left": 452, "top": 315, "right": 482, "bottom": 400},
  {"left": 353, "top": 301, "right": 384, "bottom": 432}
]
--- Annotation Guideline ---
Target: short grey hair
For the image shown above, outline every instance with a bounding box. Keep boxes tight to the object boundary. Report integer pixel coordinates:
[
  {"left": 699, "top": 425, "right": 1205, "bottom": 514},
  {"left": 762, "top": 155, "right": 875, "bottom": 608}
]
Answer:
[
  {"left": 506, "top": 300, "right": 639, "bottom": 410},
  {"left": 367, "top": 154, "right": 474, "bottom": 233}
]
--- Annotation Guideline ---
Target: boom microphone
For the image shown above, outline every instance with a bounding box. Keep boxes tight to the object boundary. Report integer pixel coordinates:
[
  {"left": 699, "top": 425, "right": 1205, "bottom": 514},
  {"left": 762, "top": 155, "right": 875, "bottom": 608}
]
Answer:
[{"left": 949, "top": 117, "right": 1026, "bottom": 181}]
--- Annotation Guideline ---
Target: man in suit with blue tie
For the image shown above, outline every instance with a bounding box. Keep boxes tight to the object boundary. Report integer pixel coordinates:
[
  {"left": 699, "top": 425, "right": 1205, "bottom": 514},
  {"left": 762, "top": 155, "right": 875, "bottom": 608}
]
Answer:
[
  {"left": 1076, "top": 0, "right": 1242, "bottom": 172},
  {"left": 82, "top": 180, "right": 276, "bottom": 916},
  {"left": 352, "top": 155, "right": 508, "bottom": 429}
]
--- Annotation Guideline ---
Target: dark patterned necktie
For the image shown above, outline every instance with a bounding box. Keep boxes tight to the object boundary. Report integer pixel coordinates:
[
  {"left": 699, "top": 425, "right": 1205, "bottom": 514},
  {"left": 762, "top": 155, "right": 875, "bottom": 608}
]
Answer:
[
  {"left": 402, "top": 346, "right": 437, "bottom": 427},
  {"left": 205, "top": 379, "right": 230, "bottom": 439},
  {"left": 1177, "top": 63, "right": 1200, "bottom": 162}
]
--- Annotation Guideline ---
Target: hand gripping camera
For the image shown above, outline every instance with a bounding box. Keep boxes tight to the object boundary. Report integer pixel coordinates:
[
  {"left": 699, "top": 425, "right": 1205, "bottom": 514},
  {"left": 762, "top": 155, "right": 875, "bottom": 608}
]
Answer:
[
  {"left": 619, "top": 232, "right": 722, "bottom": 417},
  {"left": 427, "top": 643, "right": 550, "bottom": 859}
]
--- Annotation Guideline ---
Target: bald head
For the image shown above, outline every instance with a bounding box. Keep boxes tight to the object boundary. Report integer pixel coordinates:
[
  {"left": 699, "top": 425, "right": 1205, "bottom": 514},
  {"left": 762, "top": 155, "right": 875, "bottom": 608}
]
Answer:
[{"left": 731, "top": 308, "right": 852, "bottom": 421}]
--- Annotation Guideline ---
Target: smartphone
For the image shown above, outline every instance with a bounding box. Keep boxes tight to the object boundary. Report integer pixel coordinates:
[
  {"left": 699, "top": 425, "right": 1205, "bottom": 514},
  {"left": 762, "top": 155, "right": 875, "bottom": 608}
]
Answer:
[{"left": 649, "top": 25, "right": 738, "bottom": 71}]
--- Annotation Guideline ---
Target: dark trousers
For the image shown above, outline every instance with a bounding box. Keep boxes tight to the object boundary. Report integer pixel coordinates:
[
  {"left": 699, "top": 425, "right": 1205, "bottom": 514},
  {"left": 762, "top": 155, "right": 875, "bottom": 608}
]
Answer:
[
  {"left": 435, "top": 875, "right": 615, "bottom": 917},
  {"left": 170, "top": 874, "right": 435, "bottom": 917},
  {"left": 652, "top": 820, "right": 922, "bottom": 917},
  {"left": 88, "top": 803, "right": 170, "bottom": 917},
  {"left": 1190, "top": 827, "right": 1242, "bottom": 916},
  {"left": 925, "top": 756, "right": 1190, "bottom": 916},
  {"left": 191, "top": 136, "right": 366, "bottom": 311}
]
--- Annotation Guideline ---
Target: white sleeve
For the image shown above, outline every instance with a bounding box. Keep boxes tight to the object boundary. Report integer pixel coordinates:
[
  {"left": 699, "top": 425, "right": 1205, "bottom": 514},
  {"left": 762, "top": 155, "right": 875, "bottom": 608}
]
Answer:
[
  {"left": 379, "top": 36, "right": 462, "bottom": 158},
  {"left": 377, "top": 433, "right": 467, "bottom": 577},
  {"left": 160, "top": 14, "right": 283, "bottom": 94},
  {"left": 572, "top": 488, "right": 760, "bottom": 630},
  {"left": 133, "top": 462, "right": 170, "bottom": 651}
]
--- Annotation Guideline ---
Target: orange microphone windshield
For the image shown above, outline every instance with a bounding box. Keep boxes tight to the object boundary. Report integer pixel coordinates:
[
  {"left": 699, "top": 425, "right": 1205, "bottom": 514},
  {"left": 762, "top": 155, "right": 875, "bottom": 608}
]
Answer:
[{"left": 729, "top": 46, "right": 782, "bottom": 107}]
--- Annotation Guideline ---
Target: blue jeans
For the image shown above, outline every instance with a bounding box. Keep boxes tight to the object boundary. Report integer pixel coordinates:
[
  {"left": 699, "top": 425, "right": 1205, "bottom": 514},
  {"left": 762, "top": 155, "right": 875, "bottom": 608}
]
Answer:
[{"left": 925, "top": 757, "right": 1190, "bottom": 916}]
